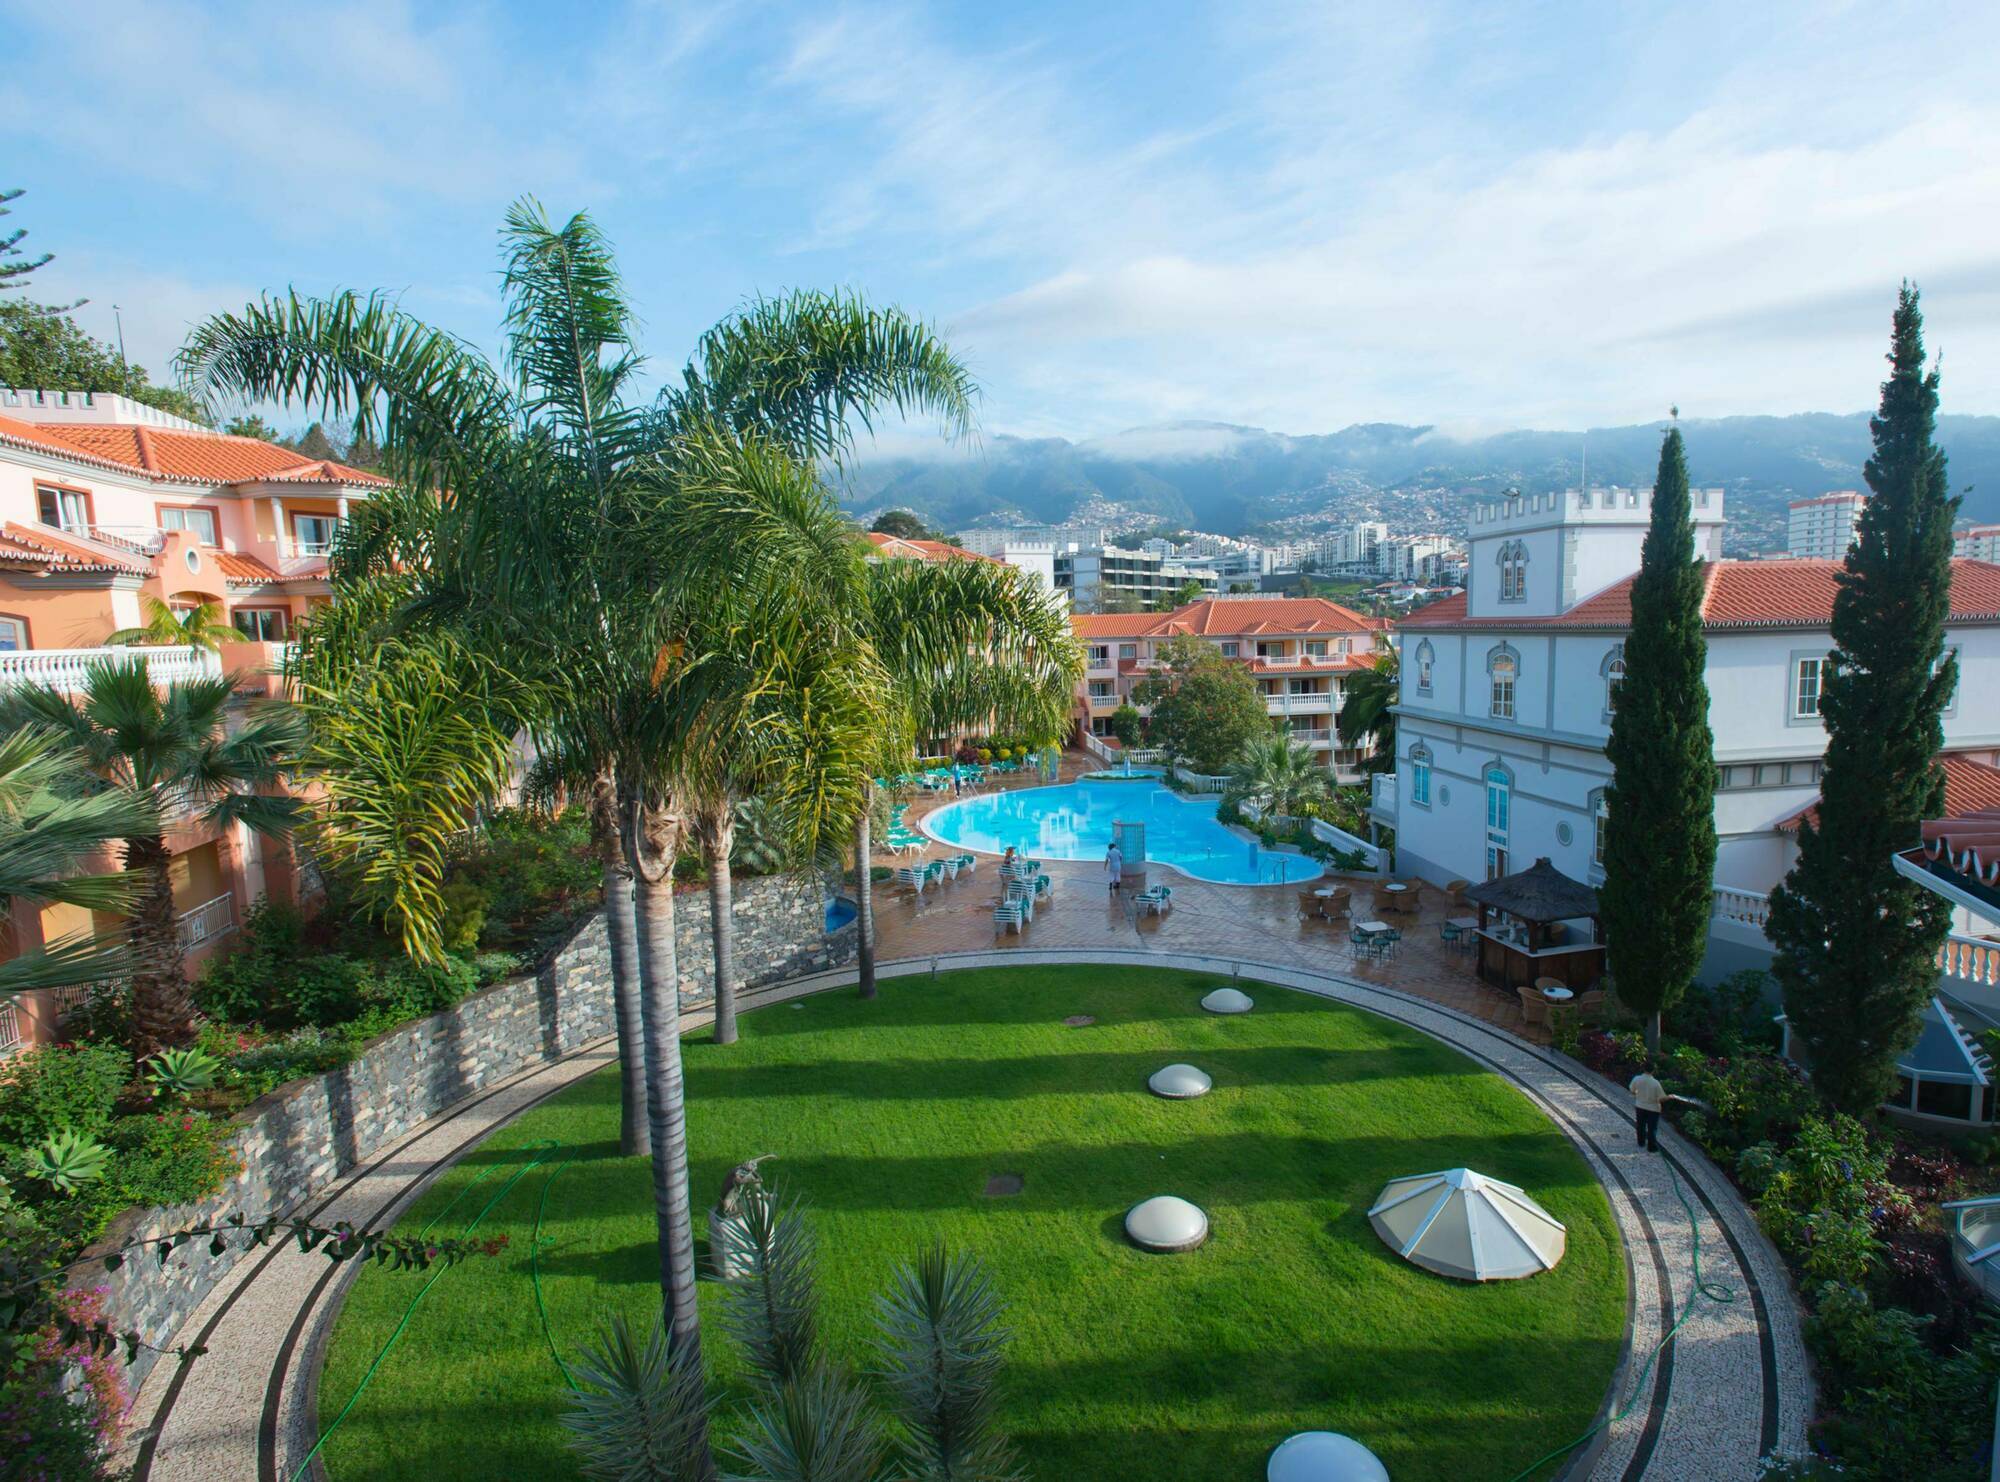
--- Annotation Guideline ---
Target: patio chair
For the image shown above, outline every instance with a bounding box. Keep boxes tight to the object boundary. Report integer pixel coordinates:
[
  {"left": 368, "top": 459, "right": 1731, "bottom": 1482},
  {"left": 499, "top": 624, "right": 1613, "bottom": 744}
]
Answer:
[
  {"left": 1515, "top": 985, "right": 1550, "bottom": 1027},
  {"left": 1348, "top": 925, "right": 1372, "bottom": 960},
  {"left": 1298, "top": 888, "right": 1322, "bottom": 920},
  {"left": 953, "top": 854, "right": 977, "bottom": 877},
  {"left": 992, "top": 901, "right": 1024, "bottom": 937},
  {"left": 893, "top": 865, "right": 923, "bottom": 896},
  {"left": 1573, "top": 989, "right": 1607, "bottom": 1024},
  {"left": 1033, "top": 874, "right": 1054, "bottom": 902},
  {"left": 1444, "top": 879, "right": 1471, "bottom": 908},
  {"left": 1379, "top": 927, "right": 1401, "bottom": 958},
  {"left": 1322, "top": 888, "right": 1352, "bottom": 922},
  {"left": 1136, "top": 885, "right": 1173, "bottom": 917},
  {"left": 922, "top": 860, "right": 947, "bottom": 889},
  {"left": 1439, "top": 919, "right": 1460, "bottom": 949}
]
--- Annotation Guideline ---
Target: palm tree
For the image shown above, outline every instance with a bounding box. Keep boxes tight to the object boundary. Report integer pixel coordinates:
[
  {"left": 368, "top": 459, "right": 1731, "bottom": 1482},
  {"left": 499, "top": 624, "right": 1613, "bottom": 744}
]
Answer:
[
  {"left": 177, "top": 203, "right": 972, "bottom": 1434},
  {"left": 1335, "top": 647, "right": 1398, "bottom": 771},
  {"left": 0, "top": 727, "right": 155, "bottom": 998},
  {"left": 1229, "top": 732, "right": 1330, "bottom": 825},
  {"left": 0, "top": 661, "right": 303, "bottom": 1052},
  {"left": 107, "top": 595, "right": 235, "bottom": 653}
]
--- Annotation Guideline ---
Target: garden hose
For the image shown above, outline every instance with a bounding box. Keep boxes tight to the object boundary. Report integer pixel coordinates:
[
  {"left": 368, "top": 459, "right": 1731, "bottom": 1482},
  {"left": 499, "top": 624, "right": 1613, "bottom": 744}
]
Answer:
[
  {"left": 288, "top": 1140, "right": 564, "bottom": 1482},
  {"left": 529, "top": 1152, "right": 580, "bottom": 1389},
  {"left": 1503, "top": 1160, "right": 1737, "bottom": 1481}
]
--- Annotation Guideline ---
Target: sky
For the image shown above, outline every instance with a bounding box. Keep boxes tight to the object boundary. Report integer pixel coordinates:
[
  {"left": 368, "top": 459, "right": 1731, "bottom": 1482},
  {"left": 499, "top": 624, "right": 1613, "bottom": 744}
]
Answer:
[{"left": 6, "top": 0, "right": 2000, "bottom": 446}]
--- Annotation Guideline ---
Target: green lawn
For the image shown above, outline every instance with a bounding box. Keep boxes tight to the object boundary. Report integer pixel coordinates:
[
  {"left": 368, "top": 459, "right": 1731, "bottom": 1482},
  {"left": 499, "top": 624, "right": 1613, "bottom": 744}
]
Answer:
[{"left": 318, "top": 966, "right": 1625, "bottom": 1480}]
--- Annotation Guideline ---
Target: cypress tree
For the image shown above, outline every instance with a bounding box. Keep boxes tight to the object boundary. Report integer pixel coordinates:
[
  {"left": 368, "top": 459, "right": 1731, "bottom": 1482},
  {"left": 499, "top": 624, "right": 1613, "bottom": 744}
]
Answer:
[
  {"left": 1601, "top": 424, "right": 1718, "bottom": 1053},
  {"left": 1767, "top": 285, "right": 1959, "bottom": 1112}
]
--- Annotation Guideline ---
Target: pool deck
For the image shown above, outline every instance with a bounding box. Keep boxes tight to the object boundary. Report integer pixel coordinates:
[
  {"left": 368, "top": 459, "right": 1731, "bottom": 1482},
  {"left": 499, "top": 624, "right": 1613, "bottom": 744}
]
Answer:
[{"left": 876, "top": 752, "right": 1539, "bottom": 1043}]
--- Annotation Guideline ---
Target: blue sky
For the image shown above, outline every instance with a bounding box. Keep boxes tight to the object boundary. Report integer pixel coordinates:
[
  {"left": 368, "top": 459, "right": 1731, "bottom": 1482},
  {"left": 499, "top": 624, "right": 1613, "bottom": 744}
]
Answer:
[{"left": 6, "top": 0, "right": 1999, "bottom": 445}]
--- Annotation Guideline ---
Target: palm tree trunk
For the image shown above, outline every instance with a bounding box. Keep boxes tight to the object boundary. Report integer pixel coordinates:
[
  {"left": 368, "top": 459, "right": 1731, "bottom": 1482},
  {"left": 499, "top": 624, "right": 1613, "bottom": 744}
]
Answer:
[
  {"left": 591, "top": 771, "right": 649, "bottom": 1157},
  {"left": 855, "top": 787, "right": 876, "bottom": 1001},
  {"left": 127, "top": 834, "right": 194, "bottom": 1056},
  {"left": 701, "top": 804, "right": 739, "bottom": 1046},
  {"left": 624, "top": 790, "right": 706, "bottom": 1371}
]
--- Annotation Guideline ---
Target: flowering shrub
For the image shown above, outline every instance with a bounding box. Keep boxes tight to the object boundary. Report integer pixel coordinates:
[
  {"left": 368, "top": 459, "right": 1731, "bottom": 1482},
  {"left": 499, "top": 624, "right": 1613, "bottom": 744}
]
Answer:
[
  {"left": 104, "top": 1111, "right": 238, "bottom": 1212},
  {"left": 0, "top": 1045, "right": 132, "bottom": 1149},
  {"left": 35, "top": 1287, "right": 129, "bottom": 1452}
]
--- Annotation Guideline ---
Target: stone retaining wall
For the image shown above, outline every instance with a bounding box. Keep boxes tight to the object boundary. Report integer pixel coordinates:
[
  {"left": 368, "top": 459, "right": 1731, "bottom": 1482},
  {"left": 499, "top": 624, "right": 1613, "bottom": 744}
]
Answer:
[{"left": 90, "top": 875, "right": 857, "bottom": 1387}]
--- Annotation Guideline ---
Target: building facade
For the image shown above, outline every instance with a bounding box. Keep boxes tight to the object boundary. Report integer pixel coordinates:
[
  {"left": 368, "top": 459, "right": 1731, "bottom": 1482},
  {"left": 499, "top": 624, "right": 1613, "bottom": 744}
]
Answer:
[
  {"left": 1955, "top": 525, "right": 2000, "bottom": 562},
  {"left": 1786, "top": 491, "right": 1867, "bottom": 558},
  {"left": 0, "top": 389, "right": 386, "bottom": 1044},
  {"left": 1073, "top": 596, "right": 1389, "bottom": 780},
  {"left": 1055, "top": 544, "right": 1219, "bottom": 610}
]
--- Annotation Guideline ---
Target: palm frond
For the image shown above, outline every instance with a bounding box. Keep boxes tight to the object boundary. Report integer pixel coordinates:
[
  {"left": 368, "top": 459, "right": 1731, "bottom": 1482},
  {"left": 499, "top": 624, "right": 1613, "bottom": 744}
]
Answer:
[
  {"left": 106, "top": 597, "right": 234, "bottom": 654},
  {"left": 559, "top": 1314, "right": 712, "bottom": 1482},
  {"left": 873, "top": 1242, "right": 1021, "bottom": 1482}
]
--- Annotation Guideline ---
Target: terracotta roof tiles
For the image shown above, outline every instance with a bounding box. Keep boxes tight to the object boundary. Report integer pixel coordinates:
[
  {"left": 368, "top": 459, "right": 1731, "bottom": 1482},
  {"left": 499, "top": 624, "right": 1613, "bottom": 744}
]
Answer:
[
  {"left": 864, "top": 532, "right": 1002, "bottom": 563},
  {"left": 0, "top": 522, "right": 150, "bottom": 575},
  {"left": 1783, "top": 753, "right": 2000, "bottom": 834}
]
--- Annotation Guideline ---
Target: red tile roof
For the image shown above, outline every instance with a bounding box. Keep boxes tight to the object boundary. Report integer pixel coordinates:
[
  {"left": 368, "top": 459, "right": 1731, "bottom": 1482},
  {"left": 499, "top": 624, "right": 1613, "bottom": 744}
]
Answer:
[
  {"left": 0, "top": 522, "right": 150, "bottom": 574},
  {"left": 864, "top": 532, "right": 1001, "bottom": 563},
  {"left": 1072, "top": 612, "right": 1166, "bottom": 639},
  {"left": 1399, "top": 559, "right": 2000, "bottom": 633},
  {"left": 0, "top": 414, "right": 388, "bottom": 488},
  {"left": 1071, "top": 596, "right": 1379, "bottom": 643},
  {"left": 1782, "top": 753, "right": 2000, "bottom": 834},
  {"left": 212, "top": 550, "right": 284, "bottom": 584}
]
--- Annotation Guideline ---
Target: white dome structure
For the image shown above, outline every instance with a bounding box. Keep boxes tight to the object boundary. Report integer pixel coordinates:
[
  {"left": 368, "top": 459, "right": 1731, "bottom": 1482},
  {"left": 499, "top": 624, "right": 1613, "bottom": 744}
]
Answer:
[
  {"left": 1125, "top": 1195, "right": 1209, "bottom": 1253},
  {"left": 1367, "top": 1167, "right": 1566, "bottom": 1282},
  {"left": 1148, "top": 1063, "right": 1213, "bottom": 1099},
  {"left": 1201, "top": 987, "right": 1254, "bottom": 1014},
  {"left": 1267, "top": 1432, "right": 1391, "bottom": 1482}
]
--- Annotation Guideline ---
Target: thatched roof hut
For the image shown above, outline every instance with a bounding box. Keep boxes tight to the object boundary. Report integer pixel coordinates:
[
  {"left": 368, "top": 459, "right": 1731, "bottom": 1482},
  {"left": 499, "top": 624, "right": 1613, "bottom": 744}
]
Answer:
[{"left": 1463, "top": 857, "right": 1598, "bottom": 924}]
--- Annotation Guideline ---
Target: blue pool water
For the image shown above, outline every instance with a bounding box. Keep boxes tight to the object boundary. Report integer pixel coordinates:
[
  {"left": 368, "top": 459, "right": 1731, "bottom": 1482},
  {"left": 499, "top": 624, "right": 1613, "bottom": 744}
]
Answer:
[
  {"left": 922, "top": 782, "right": 1321, "bottom": 886},
  {"left": 824, "top": 897, "right": 858, "bottom": 933}
]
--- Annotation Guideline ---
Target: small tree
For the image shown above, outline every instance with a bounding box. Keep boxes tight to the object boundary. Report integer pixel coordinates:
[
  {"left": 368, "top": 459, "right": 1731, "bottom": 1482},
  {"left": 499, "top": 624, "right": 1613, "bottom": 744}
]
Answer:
[
  {"left": 1134, "top": 635, "right": 1271, "bottom": 775},
  {"left": 869, "top": 509, "right": 940, "bottom": 542},
  {"left": 1767, "top": 285, "right": 1960, "bottom": 1112},
  {"left": 1106, "top": 703, "right": 1142, "bottom": 747},
  {"left": 1599, "top": 425, "right": 1718, "bottom": 1053},
  {"left": 1229, "top": 733, "right": 1329, "bottom": 824},
  {"left": 1334, "top": 648, "right": 1397, "bottom": 770}
]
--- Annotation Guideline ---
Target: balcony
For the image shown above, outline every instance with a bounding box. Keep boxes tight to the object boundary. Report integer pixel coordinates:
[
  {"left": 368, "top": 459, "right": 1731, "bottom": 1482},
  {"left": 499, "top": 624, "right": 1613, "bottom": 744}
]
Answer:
[
  {"left": 1368, "top": 772, "right": 1398, "bottom": 820},
  {"left": 176, "top": 893, "right": 237, "bottom": 951},
  {"left": 0, "top": 645, "right": 223, "bottom": 693}
]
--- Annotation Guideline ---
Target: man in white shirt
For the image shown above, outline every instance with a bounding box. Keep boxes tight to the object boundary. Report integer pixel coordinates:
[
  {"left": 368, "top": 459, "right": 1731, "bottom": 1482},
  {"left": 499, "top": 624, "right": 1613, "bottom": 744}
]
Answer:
[{"left": 1629, "top": 1062, "right": 1666, "bottom": 1153}]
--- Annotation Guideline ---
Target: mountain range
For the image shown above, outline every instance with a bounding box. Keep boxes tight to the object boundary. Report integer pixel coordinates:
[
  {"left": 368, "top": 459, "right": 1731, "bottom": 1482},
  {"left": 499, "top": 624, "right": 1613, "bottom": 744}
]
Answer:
[{"left": 835, "top": 414, "right": 2000, "bottom": 553}]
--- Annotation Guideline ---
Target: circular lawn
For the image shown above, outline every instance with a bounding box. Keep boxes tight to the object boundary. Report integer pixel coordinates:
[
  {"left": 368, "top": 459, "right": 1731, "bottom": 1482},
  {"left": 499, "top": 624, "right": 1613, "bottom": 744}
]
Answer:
[{"left": 317, "top": 965, "right": 1625, "bottom": 1479}]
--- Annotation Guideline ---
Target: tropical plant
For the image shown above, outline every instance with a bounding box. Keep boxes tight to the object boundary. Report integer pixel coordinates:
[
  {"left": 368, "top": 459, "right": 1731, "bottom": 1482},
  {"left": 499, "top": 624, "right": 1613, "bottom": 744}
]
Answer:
[
  {"left": 1228, "top": 733, "right": 1330, "bottom": 825},
  {"left": 1768, "top": 286, "right": 1961, "bottom": 1112},
  {"left": 28, "top": 1130, "right": 111, "bottom": 1193},
  {"left": 0, "top": 727, "right": 153, "bottom": 998},
  {"left": 1334, "top": 646, "right": 1397, "bottom": 767},
  {"left": 558, "top": 1314, "right": 711, "bottom": 1482},
  {"left": 873, "top": 1242, "right": 1021, "bottom": 1482},
  {"left": 106, "top": 596, "right": 234, "bottom": 654},
  {"left": 145, "top": 1045, "right": 221, "bottom": 1099},
  {"left": 715, "top": 1186, "right": 820, "bottom": 1390},
  {"left": 1600, "top": 426, "right": 1718, "bottom": 1054},
  {"left": 0, "top": 660, "right": 304, "bottom": 1053}
]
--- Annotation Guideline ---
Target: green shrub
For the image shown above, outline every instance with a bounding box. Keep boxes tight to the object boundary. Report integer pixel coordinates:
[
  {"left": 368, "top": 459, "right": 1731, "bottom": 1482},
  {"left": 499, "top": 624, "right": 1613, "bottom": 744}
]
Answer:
[
  {"left": 438, "top": 882, "right": 489, "bottom": 957},
  {"left": 194, "top": 897, "right": 311, "bottom": 1024},
  {"left": 1735, "top": 1141, "right": 1780, "bottom": 1195},
  {"left": 1755, "top": 1114, "right": 1886, "bottom": 1281},
  {"left": 0, "top": 1373, "right": 110, "bottom": 1481},
  {"left": 446, "top": 807, "right": 600, "bottom": 952},
  {"left": 281, "top": 956, "right": 374, "bottom": 1029},
  {"left": 106, "top": 1110, "right": 237, "bottom": 1210},
  {"left": 0, "top": 1044, "right": 132, "bottom": 1148},
  {"left": 472, "top": 951, "right": 526, "bottom": 986},
  {"left": 224, "top": 1027, "right": 360, "bottom": 1101},
  {"left": 1660, "top": 1044, "right": 1817, "bottom": 1154}
]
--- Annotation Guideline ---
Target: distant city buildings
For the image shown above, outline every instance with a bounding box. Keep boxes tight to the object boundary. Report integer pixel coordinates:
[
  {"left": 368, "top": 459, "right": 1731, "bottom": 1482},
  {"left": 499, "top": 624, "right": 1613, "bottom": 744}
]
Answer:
[
  {"left": 1956, "top": 525, "right": 2000, "bottom": 563},
  {"left": 1787, "top": 491, "right": 1867, "bottom": 559}
]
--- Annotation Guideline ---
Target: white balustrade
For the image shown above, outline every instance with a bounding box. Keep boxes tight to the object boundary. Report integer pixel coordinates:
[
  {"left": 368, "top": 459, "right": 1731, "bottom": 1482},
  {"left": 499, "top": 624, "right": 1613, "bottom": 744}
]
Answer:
[
  {"left": 1081, "top": 731, "right": 1115, "bottom": 765},
  {"left": 1369, "top": 772, "right": 1398, "bottom": 817},
  {"left": 1710, "top": 887, "right": 1774, "bottom": 928},
  {"left": 1938, "top": 932, "right": 2000, "bottom": 992},
  {"left": 176, "top": 893, "right": 237, "bottom": 950},
  {"left": 0, "top": 645, "right": 222, "bottom": 693},
  {"left": 1173, "top": 767, "right": 1231, "bottom": 794}
]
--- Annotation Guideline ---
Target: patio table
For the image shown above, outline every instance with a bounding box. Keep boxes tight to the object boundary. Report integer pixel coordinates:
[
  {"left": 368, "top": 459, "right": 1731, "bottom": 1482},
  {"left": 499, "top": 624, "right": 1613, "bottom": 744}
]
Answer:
[
  {"left": 1542, "top": 986, "right": 1575, "bottom": 1004},
  {"left": 1447, "top": 915, "right": 1478, "bottom": 930},
  {"left": 1357, "top": 920, "right": 1391, "bottom": 935}
]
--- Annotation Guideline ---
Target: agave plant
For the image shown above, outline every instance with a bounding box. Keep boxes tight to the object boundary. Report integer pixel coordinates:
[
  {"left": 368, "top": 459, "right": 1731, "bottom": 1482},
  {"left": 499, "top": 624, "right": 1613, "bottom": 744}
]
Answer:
[
  {"left": 147, "top": 1044, "right": 222, "bottom": 1099},
  {"left": 30, "top": 1129, "right": 112, "bottom": 1193}
]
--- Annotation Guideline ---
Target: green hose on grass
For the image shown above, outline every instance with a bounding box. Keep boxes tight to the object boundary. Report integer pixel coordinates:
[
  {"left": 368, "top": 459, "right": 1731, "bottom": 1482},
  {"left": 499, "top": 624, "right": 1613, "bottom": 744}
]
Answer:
[
  {"left": 288, "top": 1141, "right": 566, "bottom": 1482},
  {"left": 1504, "top": 1159, "right": 1737, "bottom": 1481}
]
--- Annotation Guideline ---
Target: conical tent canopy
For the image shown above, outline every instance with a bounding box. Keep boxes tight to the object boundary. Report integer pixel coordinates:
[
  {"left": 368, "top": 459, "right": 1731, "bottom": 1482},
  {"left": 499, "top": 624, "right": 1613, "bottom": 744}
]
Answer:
[{"left": 1367, "top": 1168, "right": 1566, "bottom": 1282}]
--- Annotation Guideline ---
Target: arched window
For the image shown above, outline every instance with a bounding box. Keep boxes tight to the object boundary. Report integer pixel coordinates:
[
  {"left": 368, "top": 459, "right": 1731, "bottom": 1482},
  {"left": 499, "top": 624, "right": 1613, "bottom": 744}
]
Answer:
[
  {"left": 1414, "top": 639, "right": 1435, "bottom": 695},
  {"left": 1484, "top": 763, "right": 1512, "bottom": 879},
  {"left": 1411, "top": 743, "right": 1433, "bottom": 806},
  {"left": 1496, "top": 540, "right": 1529, "bottom": 601},
  {"left": 1592, "top": 789, "right": 1610, "bottom": 865},
  {"left": 1601, "top": 645, "right": 1626, "bottom": 719},
  {"left": 1487, "top": 644, "right": 1518, "bottom": 720}
]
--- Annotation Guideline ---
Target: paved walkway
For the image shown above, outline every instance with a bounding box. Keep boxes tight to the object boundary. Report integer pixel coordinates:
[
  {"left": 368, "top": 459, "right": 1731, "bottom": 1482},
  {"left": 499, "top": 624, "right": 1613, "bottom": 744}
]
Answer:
[{"left": 120, "top": 947, "right": 1810, "bottom": 1481}]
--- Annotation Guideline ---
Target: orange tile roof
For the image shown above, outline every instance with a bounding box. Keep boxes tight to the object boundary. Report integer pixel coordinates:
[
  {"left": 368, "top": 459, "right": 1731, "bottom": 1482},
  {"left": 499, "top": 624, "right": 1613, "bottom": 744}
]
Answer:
[
  {"left": 1783, "top": 753, "right": 2000, "bottom": 834},
  {"left": 1071, "top": 612, "right": 1167, "bottom": 639},
  {"left": 1399, "top": 559, "right": 2000, "bottom": 633},
  {"left": 212, "top": 550, "right": 284, "bottom": 584},
  {"left": 0, "top": 413, "right": 146, "bottom": 475},
  {"left": 43, "top": 424, "right": 389, "bottom": 487},
  {"left": 0, "top": 522, "right": 149, "bottom": 575},
  {"left": 864, "top": 532, "right": 1001, "bottom": 563},
  {"left": 1155, "top": 596, "right": 1376, "bottom": 636}
]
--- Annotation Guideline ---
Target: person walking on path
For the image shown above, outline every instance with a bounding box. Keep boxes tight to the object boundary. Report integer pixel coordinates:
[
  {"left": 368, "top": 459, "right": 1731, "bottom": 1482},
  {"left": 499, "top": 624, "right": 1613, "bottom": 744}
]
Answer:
[
  {"left": 1105, "top": 840, "right": 1124, "bottom": 896},
  {"left": 1629, "top": 1061, "right": 1666, "bottom": 1152}
]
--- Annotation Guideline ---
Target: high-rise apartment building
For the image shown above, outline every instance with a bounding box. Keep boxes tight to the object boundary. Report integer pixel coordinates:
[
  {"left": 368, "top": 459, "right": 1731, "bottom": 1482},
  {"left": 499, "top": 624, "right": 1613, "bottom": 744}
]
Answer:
[{"left": 1787, "top": 492, "right": 1867, "bottom": 559}]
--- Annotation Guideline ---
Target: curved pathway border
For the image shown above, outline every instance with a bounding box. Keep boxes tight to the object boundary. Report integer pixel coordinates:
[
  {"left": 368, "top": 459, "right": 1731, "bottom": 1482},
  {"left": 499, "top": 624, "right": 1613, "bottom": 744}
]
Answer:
[{"left": 123, "top": 949, "right": 1810, "bottom": 1482}]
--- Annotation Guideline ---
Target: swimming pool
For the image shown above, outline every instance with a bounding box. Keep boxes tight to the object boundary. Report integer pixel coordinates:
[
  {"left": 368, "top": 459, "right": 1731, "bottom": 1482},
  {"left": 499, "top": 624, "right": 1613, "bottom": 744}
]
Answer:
[{"left": 921, "top": 782, "right": 1322, "bottom": 886}]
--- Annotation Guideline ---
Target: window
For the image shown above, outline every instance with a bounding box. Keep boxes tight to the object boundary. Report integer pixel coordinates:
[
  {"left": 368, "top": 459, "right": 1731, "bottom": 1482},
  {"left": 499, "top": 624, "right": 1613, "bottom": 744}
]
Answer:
[
  {"left": 160, "top": 507, "right": 219, "bottom": 545},
  {"left": 1793, "top": 656, "right": 1825, "bottom": 718},
  {"left": 1304, "top": 640, "right": 1328, "bottom": 658},
  {"left": 1489, "top": 653, "right": 1516, "bottom": 720},
  {"left": 232, "top": 608, "right": 287, "bottom": 642},
  {"left": 1088, "top": 645, "right": 1109, "bottom": 665},
  {"left": 37, "top": 485, "right": 90, "bottom": 533},
  {"left": 1219, "top": 642, "right": 1239, "bottom": 658},
  {"left": 1119, "top": 643, "right": 1138, "bottom": 660},
  {"left": 293, "top": 513, "right": 340, "bottom": 554},
  {"left": 1414, "top": 639, "right": 1434, "bottom": 695},
  {"left": 1497, "top": 540, "right": 1528, "bottom": 601},
  {"left": 1257, "top": 641, "right": 1284, "bottom": 659},
  {"left": 1336, "top": 637, "right": 1352, "bottom": 657},
  {"left": 0, "top": 616, "right": 24, "bottom": 651},
  {"left": 1603, "top": 647, "right": 1626, "bottom": 717},
  {"left": 1593, "top": 792, "right": 1609, "bottom": 865},
  {"left": 1485, "top": 765, "right": 1511, "bottom": 879},
  {"left": 1411, "top": 745, "right": 1432, "bottom": 806}
]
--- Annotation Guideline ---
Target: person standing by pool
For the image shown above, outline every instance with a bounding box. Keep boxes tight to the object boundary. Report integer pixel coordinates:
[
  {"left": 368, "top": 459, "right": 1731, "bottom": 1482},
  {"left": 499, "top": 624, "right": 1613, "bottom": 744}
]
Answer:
[{"left": 1105, "top": 839, "right": 1124, "bottom": 895}]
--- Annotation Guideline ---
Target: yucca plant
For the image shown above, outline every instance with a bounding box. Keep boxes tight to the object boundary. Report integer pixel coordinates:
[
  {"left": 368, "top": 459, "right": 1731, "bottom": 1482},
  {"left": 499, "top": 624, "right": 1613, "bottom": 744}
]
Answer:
[
  {"left": 725, "top": 1364, "right": 887, "bottom": 1482},
  {"left": 716, "top": 1185, "right": 821, "bottom": 1390},
  {"left": 147, "top": 1044, "right": 222, "bottom": 1099},
  {"left": 560, "top": 1313, "right": 712, "bottom": 1482},
  {"left": 873, "top": 1243, "right": 1021, "bottom": 1482},
  {"left": 30, "top": 1129, "right": 112, "bottom": 1193}
]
